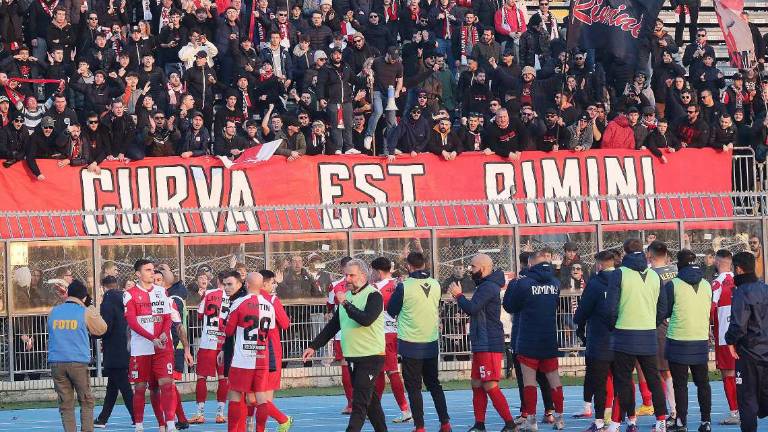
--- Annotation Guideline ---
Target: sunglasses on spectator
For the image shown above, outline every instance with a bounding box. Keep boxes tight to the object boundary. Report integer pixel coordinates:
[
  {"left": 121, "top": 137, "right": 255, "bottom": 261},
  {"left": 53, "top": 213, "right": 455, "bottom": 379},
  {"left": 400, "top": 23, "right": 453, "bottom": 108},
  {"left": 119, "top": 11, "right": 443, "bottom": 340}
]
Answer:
[
  {"left": 546, "top": 114, "right": 557, "bottom": 118},
  {"left": 13, "top": 119, "right": 23, "bottom": 123},
  {"left": 278, "top": 12, "right": 287, "bottom": 16},
  {"left": 43, "top": 126, "right": 54, "bottom": 130},
  {"left": 572, "top": 266, "right": 582, "bottom": 271},
  {"left": 154, "top": 116, "right": 165, "bottom": 120},
  {"left": 369, "top": 14, "right": 378, "bottom": 18},
  {"left": 697, "top": 33, "right": 706, "bottom": 37},
  {"left": 682, "top": 94, "right": 691, "bottom": 98},
  {"left": 299, "top": 115, "right": 309, "bottom": 119},
  {"left": 88, "top": 120, "right": 99, "bottom": 124},
  {"left": 540, "top": 2, "right": 549, "bottom": 5}
]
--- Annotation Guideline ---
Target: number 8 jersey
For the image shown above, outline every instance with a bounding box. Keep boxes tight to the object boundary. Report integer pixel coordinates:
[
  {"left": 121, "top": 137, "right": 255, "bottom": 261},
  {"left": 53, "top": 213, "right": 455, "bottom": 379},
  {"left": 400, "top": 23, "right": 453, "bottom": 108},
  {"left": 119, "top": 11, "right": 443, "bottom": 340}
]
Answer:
[{"left": 225, "top": 293, "right": 274, "bottom": 370}]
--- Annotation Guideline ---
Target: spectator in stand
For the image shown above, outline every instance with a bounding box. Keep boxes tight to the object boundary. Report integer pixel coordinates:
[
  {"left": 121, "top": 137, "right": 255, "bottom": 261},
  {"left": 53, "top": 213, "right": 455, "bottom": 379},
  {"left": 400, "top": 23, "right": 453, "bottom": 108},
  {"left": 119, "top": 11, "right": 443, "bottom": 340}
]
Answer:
[
  {"left": 519, "top": 14, "right": 549, "bottom": 69},
  {"left": 682, "top": 29, "right": 714, "bottom": 74},
  {"left": 56, "top": 123, "right": 107, "bottom": 174},
  {"left": 742, "top": 12, "right": 766, "bottom": 69},
  {"left": 566, "top": 114, "right": 593, "bottom": 151},
  {"left": 178, "top": 111, "right": 211, "bottom": 158},
  {"left": 675, "top": 104, "right": 710, "bottom": 148},
  {"left": 700, "top": 89, "right": 726, "bottom": 129},
  {"left": 692, "top": 54, "right": 726, "bottom": 99},
  {"left": 482, "top": 108, "right": 525, "bottom": 160},
  {"left": 0, "top": 113, "right": 37, "bottom": 176},
  {"left": 709, "top": 113, "right": 738, "bottom": 151},
  {"left": 101, "top": 99, "right": 139, "bottom": 161},
  {"left": 600, "top": 109, "right": 635, "bottom": 150},
  {"left": 213, "top": 119, "right": 250, "bottom": 157},
  {"left": 387, "top": 106, "right": 430, "bottom": 160},
  {"left": 538, "top": 108, "right": 569, "bottom": 152},
  {"left": 428, "top": 117, "right": 462, "bottom": 160},
  {"left": 494, "top": 0, "right": 527, "bottom": 59},
  {"left": 642, "top": 118, "right": 680, "bottom": 163}
]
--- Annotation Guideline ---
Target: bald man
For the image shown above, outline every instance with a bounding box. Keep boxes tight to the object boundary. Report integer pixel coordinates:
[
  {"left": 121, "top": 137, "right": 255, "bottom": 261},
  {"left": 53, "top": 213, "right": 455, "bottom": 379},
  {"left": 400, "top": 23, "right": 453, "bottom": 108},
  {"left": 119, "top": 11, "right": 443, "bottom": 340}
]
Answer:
[{"left": 450, "top": 254, "right": 516, "bottom": 432}]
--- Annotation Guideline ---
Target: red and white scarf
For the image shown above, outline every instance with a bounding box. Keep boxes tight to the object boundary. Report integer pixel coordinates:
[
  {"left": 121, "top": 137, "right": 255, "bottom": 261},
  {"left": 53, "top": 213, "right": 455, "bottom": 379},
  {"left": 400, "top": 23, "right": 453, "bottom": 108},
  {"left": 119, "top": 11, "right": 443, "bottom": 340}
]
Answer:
[
  {"left": 39, "top": 0, "right": 59, "bottom": 17},
  {"left": 384, "top": 3, "right": 398, "bottom": 23},
  {"left": 460, "top": 25, "right": 478, "bottom": 58}
]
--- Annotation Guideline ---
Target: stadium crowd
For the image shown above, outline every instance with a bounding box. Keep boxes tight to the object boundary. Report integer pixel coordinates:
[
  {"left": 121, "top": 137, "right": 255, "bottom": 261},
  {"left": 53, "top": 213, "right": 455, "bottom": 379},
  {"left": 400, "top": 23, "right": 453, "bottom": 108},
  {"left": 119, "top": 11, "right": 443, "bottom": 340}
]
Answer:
[{"left": 0, "top": 0, "right": 767, "bottom": 177}]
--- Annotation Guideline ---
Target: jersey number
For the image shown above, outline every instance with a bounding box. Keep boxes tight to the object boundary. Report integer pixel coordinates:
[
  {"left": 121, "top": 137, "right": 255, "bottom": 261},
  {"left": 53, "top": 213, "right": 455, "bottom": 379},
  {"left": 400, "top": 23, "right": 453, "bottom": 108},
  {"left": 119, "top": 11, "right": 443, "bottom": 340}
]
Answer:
[
  {"left": 243, "top": 315, "right": 272, "bottom": 342},
  {"left": 205, "top": 303, "right": 220, "bottom": 329}
]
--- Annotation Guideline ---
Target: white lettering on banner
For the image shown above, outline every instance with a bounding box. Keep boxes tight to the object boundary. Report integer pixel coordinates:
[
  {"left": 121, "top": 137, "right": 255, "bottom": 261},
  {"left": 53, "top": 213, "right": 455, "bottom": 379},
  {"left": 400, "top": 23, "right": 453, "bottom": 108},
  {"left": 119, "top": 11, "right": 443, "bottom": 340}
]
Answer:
[
  {"left": 82, "top": 169, "right": 117, "bottom": 235},
  {"left": 485, "top": 163, "right": 519, "bottom": 225},
  {"left": 542, "top": 158, "right": 582, "bottom": 223},
  {"left": 155, "top": 166, "right": 190, "bottom": 234},
  {"left": 78, "top": 155, "right": 661, "bottom": 235}
]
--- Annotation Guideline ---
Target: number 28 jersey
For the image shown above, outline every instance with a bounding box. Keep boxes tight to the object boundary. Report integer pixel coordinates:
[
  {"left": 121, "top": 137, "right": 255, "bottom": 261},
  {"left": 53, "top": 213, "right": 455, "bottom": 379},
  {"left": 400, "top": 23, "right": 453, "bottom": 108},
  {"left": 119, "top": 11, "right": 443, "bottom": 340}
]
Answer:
[
  {"left": 197, "top": 288, "right": 231, "bottom": 350},
  {"left": 225, "top": 293, "right": 275, "bottom": 370}
]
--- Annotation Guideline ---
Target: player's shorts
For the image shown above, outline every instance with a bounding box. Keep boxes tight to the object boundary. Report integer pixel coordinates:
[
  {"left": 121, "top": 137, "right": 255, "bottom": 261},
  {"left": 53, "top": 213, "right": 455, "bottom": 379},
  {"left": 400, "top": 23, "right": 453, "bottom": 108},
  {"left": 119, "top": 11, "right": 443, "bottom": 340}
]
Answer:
[
  {"left": 267, "top": 367, "right": 281, "bottom": 391},
  {"left": 333, "top": 339, "right": 344, "bottom": 362},
  {"left": 715, "top": 345, "right": 737, "bottom": 370},
  {"left": 471, "top": 352, "right": 503, "bottom": 382},
  {"left": 516, "top": 354, "right": 559, "bottom": 374},
  {"left": 196, "top": 348, "right": 224, "bottom": 377},
  {"left": 228, "top": 367, "right": 269, "bottom": 393},
  {"left": 129, "top": 351, "right": 174, "bottom": 383},
  {"left": 383, "top": 333, "right": 399, "bottom": 372}
]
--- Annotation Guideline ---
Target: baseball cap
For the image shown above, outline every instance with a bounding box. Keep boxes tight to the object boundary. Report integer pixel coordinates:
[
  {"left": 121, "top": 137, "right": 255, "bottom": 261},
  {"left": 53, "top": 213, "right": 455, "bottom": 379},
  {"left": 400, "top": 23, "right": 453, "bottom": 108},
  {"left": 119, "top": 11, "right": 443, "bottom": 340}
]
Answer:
[
  {"left": 190, "top": 111, "right": 205, "bottom": 120},
  {"left": 131, "top": 25, "right": 141, "bottom": 33},
  {"left": 642, "top": 106, "right": 656, "bottom": 115},
  {"left": 732, "top": 72, "right": 743, "bottom": 80},
  {"left": 627, "top": 106, "right": 639, "bottom": 114},
  {"left": 387, "top": 46, "right": 401, "bottom": 61},
  {"left": 313, "top": 50, "right": 328, "bottom": 62},
  {"left": 0, "top": 96, "right": 9, "bottom": 104},
  {"left": 522, "top": 66, "right": 536, "bottom": 77}
]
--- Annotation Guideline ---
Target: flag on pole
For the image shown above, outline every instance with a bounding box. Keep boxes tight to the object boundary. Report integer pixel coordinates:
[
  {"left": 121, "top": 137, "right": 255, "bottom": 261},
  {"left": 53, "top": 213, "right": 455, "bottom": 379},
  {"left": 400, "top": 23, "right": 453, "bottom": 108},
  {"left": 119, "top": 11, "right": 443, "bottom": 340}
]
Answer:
[
  {"left": 567, "top": 0, "right": 664, "bottom": 67},
  {"left": 217, "top": 139, "right": 282, "bottom": 170},
  {"left": 713, "top": 0, "right": 756, "bottom": 69}
]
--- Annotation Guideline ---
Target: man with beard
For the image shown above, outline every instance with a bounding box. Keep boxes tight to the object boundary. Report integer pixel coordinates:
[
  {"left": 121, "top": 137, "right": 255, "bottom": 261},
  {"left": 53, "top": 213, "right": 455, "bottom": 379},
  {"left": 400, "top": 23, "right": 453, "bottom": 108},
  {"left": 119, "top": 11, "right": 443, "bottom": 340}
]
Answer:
[
  {"left": 537, "top": 108, "right": 569, "bottom": 152},
  {"left": 343, "top": 34, "right": 380, "bottom": 75},
  {"left": 482, "top": 108, "right": 525, "bottom": 159},
  {"left": 0, "top": 113, "right": 40, "bottom": 179},
  {"left": 178, "top": 111, "right": 210, "bottom": 158},
  {"left": 489, "top": 49, "right": 521, "bottom": 99},
  {"left": 316, "top": 47, "right": 356, "bottom": 153},
  {"left": 182, "top": 51, "right": 218, "bottom": 119},
  {"left": 387, "top": 106, "right": 430, "bottom": 160},
  {"left": 675, "top": 104, "right": 710, "bottom": 148},
  {"left": 458, "top": 113, "right": 484, "bottom": 152},
  {"left": 144, "top": 112, "right": 180, "bottom": 157},
  {"left": 428, "top": 117, "right": 462, "bottom": 160},
  {"left": 463, "top": 70, "right": 492, "bottom": 118},
  {"left": 56, "top": 121, "right": 108, "bottom": 174},
  {"left": 101, "top": 99, "right": 139, "bottom": 161}
]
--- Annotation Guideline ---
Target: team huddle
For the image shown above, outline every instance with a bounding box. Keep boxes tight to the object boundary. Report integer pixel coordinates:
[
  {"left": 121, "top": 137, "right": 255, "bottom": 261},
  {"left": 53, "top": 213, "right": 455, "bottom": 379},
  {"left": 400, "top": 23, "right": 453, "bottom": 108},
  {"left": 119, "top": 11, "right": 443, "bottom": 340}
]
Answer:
[{"left": 120, "top": 237, "right": 768, "bottom": 432}]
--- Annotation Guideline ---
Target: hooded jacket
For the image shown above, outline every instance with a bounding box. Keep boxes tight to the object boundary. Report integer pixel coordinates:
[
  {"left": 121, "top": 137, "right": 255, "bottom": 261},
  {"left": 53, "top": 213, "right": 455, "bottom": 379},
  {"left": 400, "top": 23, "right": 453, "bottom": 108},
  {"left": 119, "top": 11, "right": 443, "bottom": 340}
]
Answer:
[
  {"left": 660, "top": 264, "right": 711, "bottom": 364},
  {"left": 606, "top": 252, "right": 665, "bottom": 356},
  {"left": 456, "top": 269, "right": 506, "bottom": 353},
  {"left": 600, "top": 114, "right": 635, "bottom": 149},
  {"left": 725, "top": 272, "right": 768, "bottom": 364},
  {"left": 99, "top": 288, "right": 130, "bottom": 369},
  {"left": 503, "top": 262, "right": 560, "bottom": 359},
  {"left": 573, "top": 268, "right": 615, "bottom": 361}
]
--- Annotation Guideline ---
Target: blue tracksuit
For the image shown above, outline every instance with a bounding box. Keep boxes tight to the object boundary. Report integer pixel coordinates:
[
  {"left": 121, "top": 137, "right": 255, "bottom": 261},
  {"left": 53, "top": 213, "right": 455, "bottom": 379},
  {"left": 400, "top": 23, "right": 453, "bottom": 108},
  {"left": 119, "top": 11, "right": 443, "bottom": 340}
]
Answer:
[
  {"left": 456, "top": 270, "right": 506, "bottom": 353},
  {"left": 573, "top": 268, "right": 615, "bottom": 362},
  {"left": 503, "top": 262, "right": 560, "bottom": 359}
]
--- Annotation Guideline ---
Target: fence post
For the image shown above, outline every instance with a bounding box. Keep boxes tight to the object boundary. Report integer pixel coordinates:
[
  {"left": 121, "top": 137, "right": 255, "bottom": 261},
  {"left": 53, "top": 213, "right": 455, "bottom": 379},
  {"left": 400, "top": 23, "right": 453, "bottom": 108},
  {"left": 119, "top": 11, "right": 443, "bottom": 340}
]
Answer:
[
  {"left": 513, "top": 227, "right": 521, "bottom": 272},
  {"left": 596, "top": 223, "right": 604, "bottom": 253},
  {"left": 430, "top": 228, "right": 438, "bottom": 276},
  {"left": 92, "top": 238, "right": 102, "bottom": 378},
  {"left": 264, "top": 232, "right": 272, "bottom": 276},
  {"left": 178, "top": 234, "right": 187, "bottom": 374},
  {"left": 6, "top": 240, "right": 14, "bottom": 382},
  {"left": 678, "top": 220, "right": 686, "bottom": 253}
]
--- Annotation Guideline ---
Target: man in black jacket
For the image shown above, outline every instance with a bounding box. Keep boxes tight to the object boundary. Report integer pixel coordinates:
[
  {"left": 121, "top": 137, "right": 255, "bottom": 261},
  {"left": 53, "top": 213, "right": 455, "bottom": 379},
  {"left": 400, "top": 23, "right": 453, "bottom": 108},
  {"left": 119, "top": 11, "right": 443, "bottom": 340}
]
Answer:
[
  {"left": 428, "top": 117, "right": 462, "bottom": 159},
  {"left": 482, "top": 108, "right": 525, "bottom": 160},
  {"left": 101, "top": 100, "right": 140, "bottom": 161},
  {"left": 94, "top": 276, "right": 135, "bottom": 428},
  {"left": 675, "top": 104, "right": 710, "bottom": 148},
  {"left": 214, "top": 120, "right": 251, "bottom": 157},
  {"left": 0, "top": 113, "right": 41, "bottom": 179},
  {"left": 317, "top": 47, "right": 356, "bottom": 154},
  {"left": 725, "top": 252, "right": 768, "bottom": 432}
]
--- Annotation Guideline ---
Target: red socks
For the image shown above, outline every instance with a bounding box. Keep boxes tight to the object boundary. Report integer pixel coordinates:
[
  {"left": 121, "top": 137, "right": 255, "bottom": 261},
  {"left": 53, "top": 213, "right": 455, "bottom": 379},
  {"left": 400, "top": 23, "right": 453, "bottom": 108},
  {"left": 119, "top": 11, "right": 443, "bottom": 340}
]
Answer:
[
  {"left": 150, "top": 387, "right": 164, "bottom": 426},
  {"left": 389, "top": 372, "right": 410, "bottom": 412},
  {"left": 256, "top": 403, "right": 269, "bottom": 432},
  {"left": 551, "top": 386, "right": 564, "bottom": 414},
  {"left": 523, "top": 386, "right": 538, "bottom": 417},
  {"left": 639, "top": 379, "right": 652, "bottom": 406},
  {"left": 341, "top": 364, "right": 353, "bottom": 407},
  {"left": 724, "top": 375, "right": 738, "bottom": 411},
  {"left": 196, "top": 378, "right": 208, "bottom": 403},
  {"left": 605, "top": 372, "right": 614, "bottom": 410},
  {"left": 472, "top": 387, "right": 487, "bottom": 422},
  {"left": 247, "top": 405, "right": 256, "bottom": 417},
  {"left": 265, "top": 401, "right": 288, "bottom": 423},
  {"left": 217, "top": 378, "right": 229, "bottom": 403},
  {"left": 174, "top": 385, "right": 187, "bottom": 422},
  {"left": 133, "top": 387, "right": 146, "bottom": 423},
  {"left": 375, "top": 372, "right": 386, "bottom": 400},
  {"left": 160, "top": 382, "right": 176, "bottom": 426},
  {"left": 228, "top": 399, "right": 245, "bottom": 432},
  {"left": 487, "top": 386, "right": 513, "bottom": 422}
]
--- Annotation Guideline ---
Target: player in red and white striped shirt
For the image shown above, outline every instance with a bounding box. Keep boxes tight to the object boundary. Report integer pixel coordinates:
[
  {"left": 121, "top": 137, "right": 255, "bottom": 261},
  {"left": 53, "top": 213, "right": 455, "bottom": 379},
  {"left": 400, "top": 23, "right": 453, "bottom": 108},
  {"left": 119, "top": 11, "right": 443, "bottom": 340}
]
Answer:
[
  {"left": 711, "top": 249, "right": 741, "bottom": 425},
  {"left": 124, "top": 259, "right": 179, "bottom": 432},
  {"left": 190, "top": 276, "right": 231, "bottom": 424},
  {"left": 326, "top": 256, "right": 354, "bottom": 414},
  {"left": 371, "top": 257, "right": 412, "bottom": 423}
]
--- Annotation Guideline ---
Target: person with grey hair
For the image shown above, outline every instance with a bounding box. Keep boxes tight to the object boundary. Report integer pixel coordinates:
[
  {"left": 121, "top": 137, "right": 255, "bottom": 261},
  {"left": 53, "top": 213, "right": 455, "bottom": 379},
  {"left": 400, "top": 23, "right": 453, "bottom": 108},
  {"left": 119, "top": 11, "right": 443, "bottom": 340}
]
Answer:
[{"left": 303, "top": 259, "right": 387, "bottom": 432}]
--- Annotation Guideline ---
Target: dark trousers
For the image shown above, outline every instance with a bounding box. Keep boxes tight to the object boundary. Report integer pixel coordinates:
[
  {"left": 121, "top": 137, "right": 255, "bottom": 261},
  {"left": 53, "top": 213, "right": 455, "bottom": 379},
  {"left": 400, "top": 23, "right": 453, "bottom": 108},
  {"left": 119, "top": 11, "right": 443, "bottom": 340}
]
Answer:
[
  {"left": 669, "top": 361, "right": 710, "bottom": 426},
  {"left": 735, "top": 355, "right": 768, "bottom": 432},
  {"left": 675, "top": 2, "right": 700, "bottom": 47},
  {"left": 97, "top": 368, "right": 135, "bottom": 424},
  {"left": 400, "top": 356, "right": 451, "bottom": 428},
  {"left": 347, "top": 356, "right": 387, "bottom": 432},
  {"left": 513, "top": 354, "right": 554, "bottom": 412},
  {"left": 585, "top": 357, "right": 613, "bottom": 419},
  {"left": 612, "top": 351, "right": 667, "bottom": 418}
]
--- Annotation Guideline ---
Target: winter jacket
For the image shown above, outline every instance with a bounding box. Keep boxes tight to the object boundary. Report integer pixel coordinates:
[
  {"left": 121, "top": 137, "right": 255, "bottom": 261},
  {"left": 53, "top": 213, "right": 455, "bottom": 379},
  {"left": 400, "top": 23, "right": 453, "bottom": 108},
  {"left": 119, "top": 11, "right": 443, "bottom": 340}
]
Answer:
[
  {"left": 482, "top": 118, "right": 525, "bottom": 156},
  {"left": 565, "top": 123, "right": 593, "bottom": 150},
  {"left": 182, "top": 64, "right": 217, "bottom": 110},
  {"left": 709, "top": 125, "right": 738, "bottom": 149},
  {"left": 725, "top": 272, "right": 768, "bottom": 364},
  {"left": 660, "top": 264, "right": 710, "bottom": 365},
  {"left": 343, "top": 43, "right": 380, "bottom": 75},
  {"left": 606, "top": 252, "right": 665, "bottom": 356},
  {"left": 427, "top": 128, "right": 463, "bottom": 156},
  {"left": 600, "top": 115, "right": 635, "bottom": 149},
  {"left": 305, "top": 23, "right": 333, "bottom": 52},
  {"left": 456, "top": 270, "right": 506, "bottom": 353},
  {"left": 518, "top": 28, "right": 549, "bottom": 68},
  {"left": 178, "top": 121, "right": 211, "bottom": 156},
  {"left": 388, "top": 115, "right": 431, "bottom": 155},
  {"left": 101, "top": 113, "right": 137, "bottom": 157},
  {"left": 316, "top": 63, "right": 355, "bottom": 104},
  {"left": 503, "top": 262, "right": 560, "bottom": 359},
  {"left": 675, "top": 116, "right": 710, "bottom": 148},
  {"left": 573, "top": 268, "right": 615, "bottom": 361},
  {"left": 99, "top": 288, "right": 130, "bottom": 369},
  {"left": 643, "top": 128, "right": 681, "bottom": 158}
]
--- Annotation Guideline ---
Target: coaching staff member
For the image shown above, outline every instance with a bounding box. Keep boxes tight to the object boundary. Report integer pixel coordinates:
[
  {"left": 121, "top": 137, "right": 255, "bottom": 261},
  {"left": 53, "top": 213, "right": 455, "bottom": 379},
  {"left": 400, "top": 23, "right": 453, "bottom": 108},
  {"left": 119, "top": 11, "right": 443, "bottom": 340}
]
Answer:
[
  {"left": 387, "top": 252, "right": 452, "bottom": 432},
  {"left": 95, "top": 276, "right": 135, "bottom": 428},
  {"left": 48, "top": 280, "right": 107, "bottom": 432},
  {"left": 303, "top": 259, "right": 387, "bottom": 432},
  {"left": 725, "top": 252, "right": 768, "bottom": 432}
]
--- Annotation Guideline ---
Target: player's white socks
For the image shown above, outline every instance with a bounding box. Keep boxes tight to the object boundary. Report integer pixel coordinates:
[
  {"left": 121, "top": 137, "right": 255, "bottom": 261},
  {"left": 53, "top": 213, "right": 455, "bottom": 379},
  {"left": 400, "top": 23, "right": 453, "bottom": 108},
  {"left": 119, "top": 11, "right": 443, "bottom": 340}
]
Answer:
[
  {"left": 218, "top": 401, "right": 226, "bottom": 415},
  {"left": 134, "top": 422, "right": 144, "bottom": 432},
  {"left": 167, "top": 420, "right": 176, "bottom": 430},
  {"left": 606, "top": 422, "right": 619, "bottom": 432},
  {"left": 594, "top": 419, "right": 604, "bottom": 429},
  {"left": 664, "top": 377, "right": 676, "bottom": 415},
  {"left": 197, "top": 402, "right": 205, "bottom": 415}
]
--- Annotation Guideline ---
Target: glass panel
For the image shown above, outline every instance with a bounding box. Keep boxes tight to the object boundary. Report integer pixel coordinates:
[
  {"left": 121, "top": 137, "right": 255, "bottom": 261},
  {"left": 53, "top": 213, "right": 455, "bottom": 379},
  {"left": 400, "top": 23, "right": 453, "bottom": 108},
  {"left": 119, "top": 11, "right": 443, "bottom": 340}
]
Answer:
[
  {"left": 183, "top": 235, "right": 265, "bottom": 306},
  {"left": 602, "top": 222, "right": 681, "bottom": 257},
  {"left": 268, "top": 232, "right": 348, "bottom": 302},
  {"left": 10, "top": 240, "right": 94, "bottom": 315},
  {"left": 435, "top": 228, "right": 515, "bottom": 296},
  {"left": 685, "top": 220, "right": 763, "bottom": 279},
  {"left": 99, "top": 238, "right": 180, "bottom": 293},
  {"left": 352, "top": 230, "right": 432, "bottom": 277}
]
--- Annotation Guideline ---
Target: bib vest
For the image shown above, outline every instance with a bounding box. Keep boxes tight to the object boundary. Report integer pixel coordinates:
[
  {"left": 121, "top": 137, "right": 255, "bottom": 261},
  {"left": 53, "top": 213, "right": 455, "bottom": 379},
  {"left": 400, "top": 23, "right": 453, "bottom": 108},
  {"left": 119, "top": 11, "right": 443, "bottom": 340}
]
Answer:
[
  {"left": 397, "top": 277, "right": 441, "bottom": 343},
  {"left": 615, "top": 267, "right": 661, "bottom": 330},
  {"left": 667, "top": 278, "right": 712, "bottom": 341},
  {"left": 340, "top": 285, "right": 385, "bottom": 357},
  {"left": 48, "top": 302, "right": 90, "bottom": 364}
]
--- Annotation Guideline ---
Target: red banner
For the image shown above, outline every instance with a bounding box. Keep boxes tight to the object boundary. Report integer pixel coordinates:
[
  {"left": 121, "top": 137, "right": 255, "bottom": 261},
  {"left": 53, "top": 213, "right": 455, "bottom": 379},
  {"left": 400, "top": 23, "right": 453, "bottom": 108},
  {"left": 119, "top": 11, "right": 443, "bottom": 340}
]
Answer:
[
  {"left": 0, "top": 150, "right": 732, "bottom": 238},
  {"left": 714, "top": 0, "right": 756, "bottom": 68}
]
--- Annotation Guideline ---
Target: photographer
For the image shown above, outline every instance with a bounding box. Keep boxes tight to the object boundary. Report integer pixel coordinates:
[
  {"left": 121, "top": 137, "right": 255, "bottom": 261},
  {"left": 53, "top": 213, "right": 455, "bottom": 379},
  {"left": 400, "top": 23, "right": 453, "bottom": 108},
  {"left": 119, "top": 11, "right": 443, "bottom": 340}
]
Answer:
[{"left": 47, "top": 280, "right": 107, "bottom": 432}]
